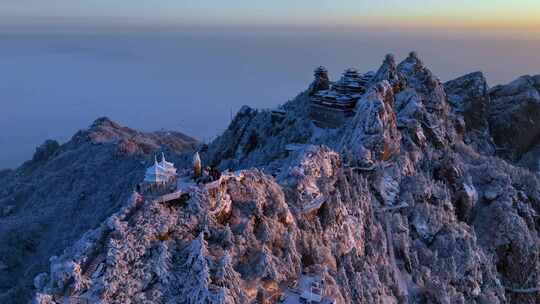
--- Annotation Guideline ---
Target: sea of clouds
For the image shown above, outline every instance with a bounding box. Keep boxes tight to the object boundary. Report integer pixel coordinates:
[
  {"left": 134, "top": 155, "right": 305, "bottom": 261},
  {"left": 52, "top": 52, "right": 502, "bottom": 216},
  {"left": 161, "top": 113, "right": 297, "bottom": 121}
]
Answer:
[{"left": 1, "top": 30, "right": 539, "bottom": 168}]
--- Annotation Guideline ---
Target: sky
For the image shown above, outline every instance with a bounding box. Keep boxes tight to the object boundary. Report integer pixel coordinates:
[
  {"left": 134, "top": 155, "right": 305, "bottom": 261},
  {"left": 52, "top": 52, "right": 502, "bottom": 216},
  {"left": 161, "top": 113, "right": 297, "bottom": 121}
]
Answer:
[
  {"left": 1, "top": 1, "right": 539, "bottom": 169},
  {"left": 1, "top": 0, "right": 540, "bottom": 32}
]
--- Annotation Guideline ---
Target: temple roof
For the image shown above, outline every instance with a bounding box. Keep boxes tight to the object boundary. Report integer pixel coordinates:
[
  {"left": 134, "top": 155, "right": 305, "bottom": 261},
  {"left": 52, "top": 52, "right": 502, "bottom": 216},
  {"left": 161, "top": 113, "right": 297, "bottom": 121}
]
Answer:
[
  {"left": 144, "top": 154, "right": 177, "bottom": 183},
  {"left": 314, "top": 66, "right": 328, "bottom": 75},
  {"left": 159, "top": 152, "right": 176, "bottom": 171}
]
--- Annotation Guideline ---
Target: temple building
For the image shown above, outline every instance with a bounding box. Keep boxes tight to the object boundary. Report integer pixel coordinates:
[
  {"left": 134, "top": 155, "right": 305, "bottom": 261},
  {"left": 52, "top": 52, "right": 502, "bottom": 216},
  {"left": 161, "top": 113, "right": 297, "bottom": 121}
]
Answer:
[
  {"left": 143, "top": 153, "right": 177, "bottom": 191},
  {"left": 309, "top": 67, "right": 373, "bottom": 128}
]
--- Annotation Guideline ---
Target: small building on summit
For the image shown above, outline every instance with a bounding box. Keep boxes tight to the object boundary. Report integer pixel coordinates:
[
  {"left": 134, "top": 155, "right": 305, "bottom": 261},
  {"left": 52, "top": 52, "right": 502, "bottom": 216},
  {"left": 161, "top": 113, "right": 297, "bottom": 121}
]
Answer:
[
  {"left": 143, "top": 153, "right": 177, "bottom": 192},
  {"left": 309, "top": 67, "right": 373, "bottom": 128}
]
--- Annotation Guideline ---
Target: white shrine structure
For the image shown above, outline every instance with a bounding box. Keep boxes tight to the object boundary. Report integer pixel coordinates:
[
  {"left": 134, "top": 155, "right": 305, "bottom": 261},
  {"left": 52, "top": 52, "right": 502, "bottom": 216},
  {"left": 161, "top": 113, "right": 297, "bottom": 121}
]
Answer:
[{"left": 142, "top": 153, "right": 178, "bottom": 192}]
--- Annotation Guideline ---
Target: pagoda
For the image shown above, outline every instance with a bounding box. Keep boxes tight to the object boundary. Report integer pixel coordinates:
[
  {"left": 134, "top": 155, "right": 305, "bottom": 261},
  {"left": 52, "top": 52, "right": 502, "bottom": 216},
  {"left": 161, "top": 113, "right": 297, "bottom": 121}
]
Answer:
[
  {"left": 142, "top": 153, "right": 177, "bottom": 192},
  {"left": 309, "top": 67, "right": 373, "bottom": 128}
]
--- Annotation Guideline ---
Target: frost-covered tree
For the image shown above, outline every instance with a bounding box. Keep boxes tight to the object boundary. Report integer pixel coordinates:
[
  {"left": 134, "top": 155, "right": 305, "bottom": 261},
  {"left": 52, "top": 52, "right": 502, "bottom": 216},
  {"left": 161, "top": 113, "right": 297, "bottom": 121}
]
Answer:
[
  {"left": 152, "top": 241, "right": 172, "bottom": 285},
  {"left": 180, "top": 233, "right": 212, "bottom": 304},
  {"left": 186, "top": 191, "right": 205, "bottom": 213},
  {"left": 221, "top": 225, "right": 234, "bottom": 249},
  {"left": 210, "top": 286, "right": 237, "bottom": 304},
  {"left": 283, "top": 230, "right": 301, "bottom": 274},
  {"left": 200, "top": 213, "right": 210, "bottom": 236},
  {"left": 214, "top": 251, "right": 247, "bottom": 303},
  {"left": 256, "top": 220, "right": 271, "bottom": 243},
  {"left": 259, "top": 245, "right": 280, "bottom": 281}
]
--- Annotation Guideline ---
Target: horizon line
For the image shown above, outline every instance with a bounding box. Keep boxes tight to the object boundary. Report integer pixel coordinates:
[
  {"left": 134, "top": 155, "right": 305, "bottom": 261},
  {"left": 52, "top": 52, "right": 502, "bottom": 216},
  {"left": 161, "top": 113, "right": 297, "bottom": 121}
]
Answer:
[{"left": 1, "top": 15, "right": 539, "bottom": 36}]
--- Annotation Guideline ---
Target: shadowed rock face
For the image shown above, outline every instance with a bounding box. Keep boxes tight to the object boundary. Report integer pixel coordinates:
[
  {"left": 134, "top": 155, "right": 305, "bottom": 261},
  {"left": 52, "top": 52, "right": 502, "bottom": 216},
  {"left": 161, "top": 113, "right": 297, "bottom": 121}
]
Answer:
[
  {"left": 4, "top": 54, "right": 540, "bottom": 304},
  {"left": 445, "top": 71, "right": 496, "bottom": 156},
  {"left": 0, "top": 118, "right": 197, "bottom": 303},
  {"left": 445, "top": 71, "right": 490, "bottom": 132},
  {"left": 488, "top": 75, "right": 540, "bottom": 160}
]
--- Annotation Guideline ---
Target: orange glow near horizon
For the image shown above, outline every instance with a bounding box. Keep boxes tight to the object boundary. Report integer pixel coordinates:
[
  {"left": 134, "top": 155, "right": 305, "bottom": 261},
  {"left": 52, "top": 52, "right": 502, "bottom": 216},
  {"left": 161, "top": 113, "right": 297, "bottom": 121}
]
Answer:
[{"left": 1, "top": 1, "right": 539, "bottom": 35}]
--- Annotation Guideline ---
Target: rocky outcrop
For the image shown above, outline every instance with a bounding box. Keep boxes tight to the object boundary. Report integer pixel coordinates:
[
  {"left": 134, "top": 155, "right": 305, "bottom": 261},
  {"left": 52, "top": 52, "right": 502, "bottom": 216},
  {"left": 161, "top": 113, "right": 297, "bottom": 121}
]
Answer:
[
  {"left": 340, "top": 81, "right": 401, "bottom": 163},
  {"left": 445, "top": 72, "right": 490, "bottom": 132},
  {"left": 445, "top": 71, "right": 495, "bottom": 155},
  {"left": 31, "top": 140, "right": 60, "bottom": 163},
  {"left": 371, "top": 54, "right": 406, "bottom": 91},
  {"left": 0, "top": 118, "right": 197, "bottom": 303},
  {"left": 205, "top": 99, "right": 315, "bottom": 171},
  {"left": 488, "top": 75, "right": 540, "bottom": 161}
]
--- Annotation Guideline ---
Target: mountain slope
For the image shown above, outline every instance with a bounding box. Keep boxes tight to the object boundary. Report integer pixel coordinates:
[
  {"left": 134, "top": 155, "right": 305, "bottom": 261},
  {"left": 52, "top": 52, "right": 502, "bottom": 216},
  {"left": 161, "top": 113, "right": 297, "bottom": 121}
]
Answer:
[{"left": 0, "top": 118, "right": 197, "bottom": 303}]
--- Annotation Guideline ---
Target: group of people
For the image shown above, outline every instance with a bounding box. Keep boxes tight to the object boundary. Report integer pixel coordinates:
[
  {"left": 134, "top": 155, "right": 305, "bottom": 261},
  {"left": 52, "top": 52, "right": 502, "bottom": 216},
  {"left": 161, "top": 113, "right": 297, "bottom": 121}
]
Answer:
[
  {"left": 193, "top": 151, "right": 221, "bottom": 184},
  {"left": 195, "top": 165, "right": 221, "bottom": 184}
]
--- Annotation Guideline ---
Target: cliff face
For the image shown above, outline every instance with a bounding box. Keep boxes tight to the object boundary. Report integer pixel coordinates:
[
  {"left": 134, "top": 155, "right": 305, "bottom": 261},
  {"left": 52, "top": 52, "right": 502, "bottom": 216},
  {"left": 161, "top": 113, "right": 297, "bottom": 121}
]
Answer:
[
  {"left": 15, "top": 54, "right": 540, "bottom": 304},
  {"left": 0, "top": 118, "right": 198, "bottom": 303},
  {"left": 488, "top": 75, "right": 540, "bottom": 163}
]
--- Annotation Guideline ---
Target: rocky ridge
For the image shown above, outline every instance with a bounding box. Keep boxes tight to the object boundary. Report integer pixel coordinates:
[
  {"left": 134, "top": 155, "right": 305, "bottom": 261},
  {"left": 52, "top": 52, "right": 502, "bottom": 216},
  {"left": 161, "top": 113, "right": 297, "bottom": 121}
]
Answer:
[{"left": 7, "top": 53, "right": 540, "bottom": 303}]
